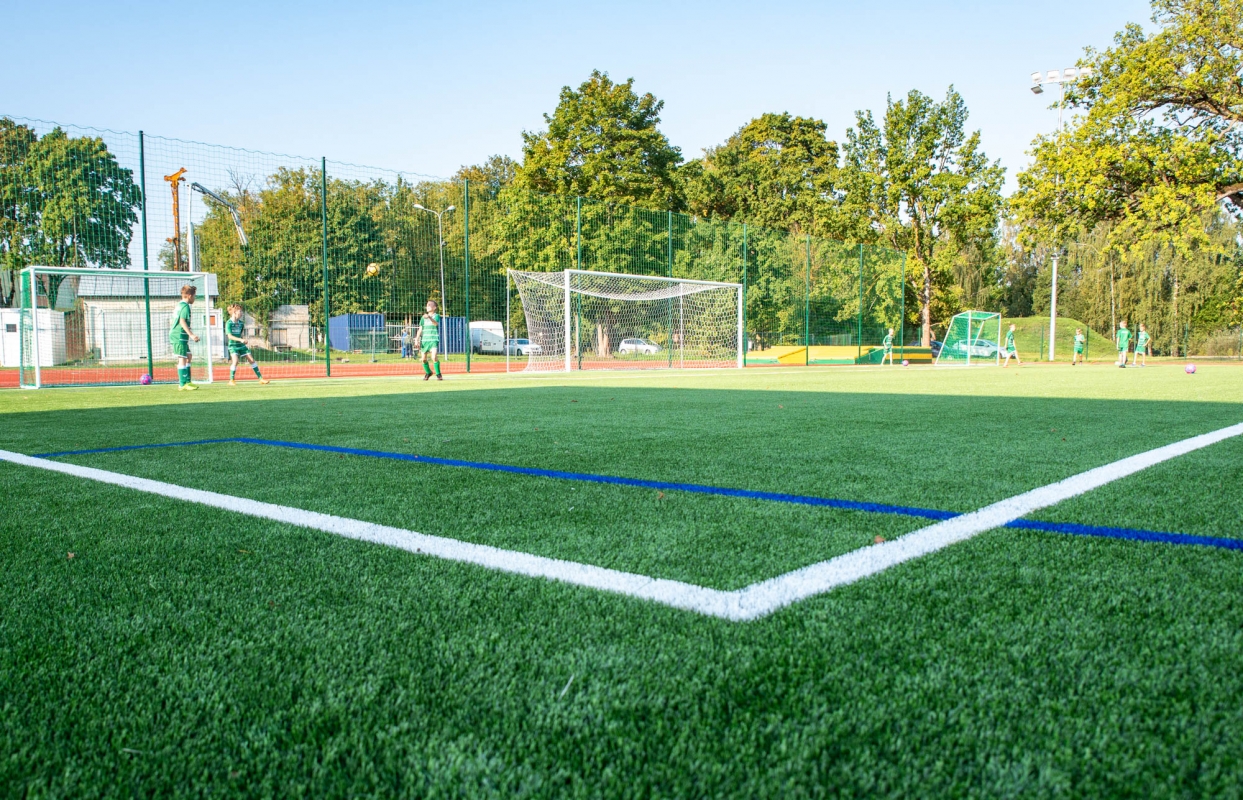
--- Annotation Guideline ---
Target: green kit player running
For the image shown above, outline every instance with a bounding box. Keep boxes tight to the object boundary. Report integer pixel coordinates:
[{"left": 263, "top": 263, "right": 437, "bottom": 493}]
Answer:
[
  {"left": 416, "top": 299, "right": 443, "bottom": 381},
  {"left": 1002, "top": 323, "right": 1021, "bottom": 367},
  {"left": 1116, "top": 321, "right": 1132, "bottom": 367},
  {"left": 1133, "top": 323, "right": 1150, "bottom": 367},
  {"left": 881, "top": 327, "right": 895, "bottom": 365},
  {"left": 1073, "top": 328, "right": 1086, "bottom": 365},
  {"left": 224, "top": 304, "right": 270, "bottom": 386},
  {"left": 169, "top": 285, "right": 200, "bottom": 390}
]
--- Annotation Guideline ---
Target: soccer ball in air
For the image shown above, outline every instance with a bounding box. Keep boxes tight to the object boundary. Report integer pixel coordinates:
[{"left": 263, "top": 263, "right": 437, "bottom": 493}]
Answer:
[
  {"left": 1185, "top": 363, "right": 1197, "bottom": 374},
  {"left": 902, "top": 359, "right": 909, "bottom": 366},
  {"left": 365, "top": 263, "right": 380, "bottom": 277},
  {"left": 140, "top": 374, "right": 152, "bottom": 385}
]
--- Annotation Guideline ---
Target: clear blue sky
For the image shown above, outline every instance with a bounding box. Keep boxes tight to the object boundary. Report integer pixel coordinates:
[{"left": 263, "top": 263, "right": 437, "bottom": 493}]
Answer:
[{"left": 6, "top": 0, "right": 1152, "bottom": 193}]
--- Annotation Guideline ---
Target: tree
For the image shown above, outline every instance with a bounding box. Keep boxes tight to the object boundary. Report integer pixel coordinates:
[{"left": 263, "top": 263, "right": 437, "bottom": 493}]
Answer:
[
  {"left": 1012, "top": 0, "right": 1243, "bottom": 248},
  {"left": 455, "top": 155, "right": 517, "bottom": 200},
  {"left": 839, "top": 88, "right": 1005, "bottom": 345},
  {"left": 516, "top": 71, "right": 684, "bottom": 209},
  {"left": 683, "top": 112, "right": 839, "bottom": 236}
]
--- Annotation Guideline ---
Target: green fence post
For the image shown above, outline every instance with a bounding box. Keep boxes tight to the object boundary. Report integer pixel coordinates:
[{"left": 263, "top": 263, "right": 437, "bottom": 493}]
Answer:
[
  {"left": 139, "top": 131, "right": 154, "bottom": 380},
  {"left": 856, "top": 244, "right": 864, "bottom": 363},
  {"left": 668, "top": 210, "right": 674, "bottom": 368},
  {"left": 898, "top": 253, "right": 906, "bottom": 361},
  {"left": 575, "top": 197, "right": 582, "bottom": 271},
  {"left": 804, "top": 235, "right": 811, "bottom": 366},
  {"left": 321, "top": 157, "right": 331, "bottom": 377},
  {"left": 742, "top": 224, "right": 748, "bottom": 367},
  {"left": 464, "top": 178, "right": 471, "bottom": 373},
  {"left": 1040, "top": 324, "right": 1044, "bottom": 359}
]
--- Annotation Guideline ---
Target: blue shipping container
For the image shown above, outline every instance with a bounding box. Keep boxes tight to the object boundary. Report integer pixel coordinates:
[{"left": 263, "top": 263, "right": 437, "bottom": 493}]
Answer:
[{"left": 328, "top": 313, "right": 384, "bottom": 351}]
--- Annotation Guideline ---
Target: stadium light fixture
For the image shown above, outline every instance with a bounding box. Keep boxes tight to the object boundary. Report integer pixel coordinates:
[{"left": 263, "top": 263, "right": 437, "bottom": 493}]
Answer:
[
  {"left": 412, "top": 204, "right": 456, "bottom": 314},
  {"left": 190, "top": 182, "right": 248, "bottom": 247},
  {"left": 1028, "top": 64, "right": 1092, "bottom": 361}
]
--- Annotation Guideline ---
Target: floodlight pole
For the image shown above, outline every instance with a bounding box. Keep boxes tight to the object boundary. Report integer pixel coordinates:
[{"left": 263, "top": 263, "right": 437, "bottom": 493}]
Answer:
[
  {"left": 1029, "top": 66, "right": 1090, "bottom": 362},
  {"left": 413, "top": 204, "right": 455, "bottom": 317}
]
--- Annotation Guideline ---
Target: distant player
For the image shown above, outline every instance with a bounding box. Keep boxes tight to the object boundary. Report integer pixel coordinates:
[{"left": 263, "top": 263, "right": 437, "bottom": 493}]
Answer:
[
  {"left": 416, "top": 299, "right": 443, "bottom": 381},
  {"left": 223, "top": 304, "right": 270, "bottom": 386},
  {"left": 1002, "top": 323, "right": 1021, "bottom": 367},
  {"left": 1072, "top": 328, "right": 1086, "bottom": 365},
  {"left": 170, "top": 285, "right": 200, "bottom": 391},
  {"left": 1132, "top": 323, "right": 1150, "bottom": 367},
  {"left": 1116, "top": 321, "right": 1132, "bottom": 368},
  {"left": 881, "top": 327, "right": 895, "bottom": 365}
]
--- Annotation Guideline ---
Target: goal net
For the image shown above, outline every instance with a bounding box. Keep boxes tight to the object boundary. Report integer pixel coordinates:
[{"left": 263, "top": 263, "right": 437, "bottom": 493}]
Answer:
[
  {"left": 16, "top": 267, "right": 214, "bottom": 388},
  {"left": 509, "top": 269, "right": 743, "bottom": 372},
  {"left": 936, "top": 310, "right": 1002, "bottom": 366}
]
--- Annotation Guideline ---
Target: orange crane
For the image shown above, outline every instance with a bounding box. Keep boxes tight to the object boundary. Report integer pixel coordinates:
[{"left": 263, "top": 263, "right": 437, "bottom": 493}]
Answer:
[{"left": 164, "top": 168, "right": 187, "bottom": 270}]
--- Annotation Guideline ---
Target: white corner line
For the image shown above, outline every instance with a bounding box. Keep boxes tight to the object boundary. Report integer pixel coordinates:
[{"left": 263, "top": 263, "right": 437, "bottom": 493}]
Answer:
[{"left": 3, "top": 421, "right": 1242, "bottom": 623}]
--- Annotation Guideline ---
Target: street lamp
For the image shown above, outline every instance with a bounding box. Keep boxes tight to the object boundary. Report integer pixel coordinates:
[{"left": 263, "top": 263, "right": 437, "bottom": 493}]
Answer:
[
  {"left": 1029, "top": 65, "right": 1092, "bottom": 361},
  {"left": 412, "top": 204, "right": 455, "bottom": 315}
]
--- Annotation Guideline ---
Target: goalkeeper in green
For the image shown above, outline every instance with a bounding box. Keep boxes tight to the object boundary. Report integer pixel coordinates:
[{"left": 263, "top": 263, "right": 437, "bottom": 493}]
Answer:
[
  {"left": 224, "top": 304, "right": 270, "bottom": 386},
  {"left": 1116, "top": 321, "right": 1132, "bottom": 367},
  {"left": 1132, "top": 323, "right": 1151, "bottom": 367},
  {"left": 416, "top": 299, "right": 443, "bottom": 381},
  {"left": 170, "top": 285, "right": 200, "bottom": 390},
  {"left": 881, "top": 327, "right": 895, "bottom": 365}
]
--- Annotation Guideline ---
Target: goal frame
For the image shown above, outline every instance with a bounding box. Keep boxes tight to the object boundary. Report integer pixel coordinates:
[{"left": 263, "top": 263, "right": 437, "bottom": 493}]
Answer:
[
  {"left": 510, "top": 268, "right": 744, "bottom": 373},
  {"left": 18, "top": 265, "right": 215, "bottom": 389},
  {"left": 935, "top": 310, "right": 1003, "bottom": 367}
]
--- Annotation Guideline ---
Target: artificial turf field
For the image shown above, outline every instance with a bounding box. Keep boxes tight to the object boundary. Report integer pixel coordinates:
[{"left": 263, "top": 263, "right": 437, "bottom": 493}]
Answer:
[{"left": 2, "top": 363, "right": 1242, "bottom": 797}]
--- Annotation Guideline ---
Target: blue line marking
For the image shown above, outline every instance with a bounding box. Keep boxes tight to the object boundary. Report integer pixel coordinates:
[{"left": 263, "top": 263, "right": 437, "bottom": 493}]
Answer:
[{"left": 35, "top": 438, "right": 1243, "bottom": 553}]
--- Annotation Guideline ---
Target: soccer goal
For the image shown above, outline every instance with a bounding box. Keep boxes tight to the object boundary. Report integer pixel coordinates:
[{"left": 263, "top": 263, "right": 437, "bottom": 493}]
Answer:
[
  {"left": 508, "top": 269, "right": 743, "bottom": 372},
  {"left": 936, "top": 310, "right": 1003, "bottom": 366},
  {"left": 15, "top": 266, "right": 214, "bottom": 388}
]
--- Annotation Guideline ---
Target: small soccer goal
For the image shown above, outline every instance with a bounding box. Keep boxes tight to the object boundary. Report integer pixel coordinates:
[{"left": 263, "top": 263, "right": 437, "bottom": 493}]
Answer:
[
  {"left": 14, "top": 266, "right": 214, "bottom": 388},
  {"left": 508, "top": 269, "right": 743, "bottom": 372},
  {"left": 936, "top": 310, "right": 1003, "bottom": 366}
]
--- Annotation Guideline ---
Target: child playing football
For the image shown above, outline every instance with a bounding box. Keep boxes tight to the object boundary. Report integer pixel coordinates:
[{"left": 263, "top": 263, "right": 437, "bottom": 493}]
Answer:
[
  {"left": 170, "top": 285, "right": 200, "bottom": 390},
  {"left": 881, "top": 327, "right": 894, "bottom": 365},
  {"left": 1116, "top": 321, "right": 1132, "bottom": 368},
  {"left": 223, "top": 304, "right": 270, "bottom": 385},
  {"left": 1002, "top": 323, "right": 1021, "bottom": 367},
  {"left": 1133, "top": 323, "right": 1150, "bottom": 367},
  {"left": 416, "top": 299, "right": 443, "bottom": 381},
  {"left": 1072, "top": 328, "right": 1086, "bottom": 365}
]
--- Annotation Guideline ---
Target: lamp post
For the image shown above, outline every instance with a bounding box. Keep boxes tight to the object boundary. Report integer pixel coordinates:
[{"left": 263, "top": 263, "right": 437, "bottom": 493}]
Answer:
[
  {"left": 1030, "top": 66, "right": 1091, "bottom": 361},
  {"left": 413, "top": 204, "right": 455, "bottom": 314}
]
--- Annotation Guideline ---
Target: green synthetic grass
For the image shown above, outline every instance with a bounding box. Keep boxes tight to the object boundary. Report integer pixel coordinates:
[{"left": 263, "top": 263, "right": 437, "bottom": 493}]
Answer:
[{"left": 3, "top": 364, "right": 1243, "bottom": 796}]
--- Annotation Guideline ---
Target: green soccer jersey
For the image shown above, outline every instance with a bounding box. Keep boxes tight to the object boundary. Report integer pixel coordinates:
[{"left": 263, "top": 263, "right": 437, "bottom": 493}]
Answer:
[
  {"left": 1005, "top": 331, "right": 1016, "bottom": 352},
  {"left": 1117, "top": 328, "right": 1132, "bottom": 351},
  {"left": 225, "top": 317, "right": 247, "bottom": 350},
  {"left": 1136, "top": 331, "right": 1150, "bottom": 351},
  {"left": 169, "top": 301, "right": 191, "bottom": 343},
  {"left": 882, "top": 333, "right": 893, "bottom": 352},
  {"left": 420, "top": 313, "right": 441, "bottom": 347},
  {"left": 1074, "top": 333, "right": 1086, "bottom": 352}
]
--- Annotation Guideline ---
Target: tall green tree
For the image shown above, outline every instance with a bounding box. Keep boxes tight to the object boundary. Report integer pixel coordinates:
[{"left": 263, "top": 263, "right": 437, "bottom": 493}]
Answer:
[
  {"left": 683, "top": 113, "right": 839, "bottom": 237},
  {"left": 455, "top": 155, "right": 517, "bottom": 200},
  {"left": 839, "top": 88, "right": 1005, "bottom": 344},
  {"left": 516, "top": 71, "right": 684, "bottom": 209}
]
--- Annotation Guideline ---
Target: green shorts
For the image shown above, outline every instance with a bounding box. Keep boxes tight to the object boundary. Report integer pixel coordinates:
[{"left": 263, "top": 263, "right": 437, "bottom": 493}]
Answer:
[
  {"left": 1073, "top": 347, "right": 1084, "bottom": 354},
  {"left": 420, "top": 343, "right": 439, "bottom": 359},
  {"left": 229, "top": 345, "right": 251, "bottom": 358},
  {"left": 170, "top": 339, "right": 190, "bottom": 358}
]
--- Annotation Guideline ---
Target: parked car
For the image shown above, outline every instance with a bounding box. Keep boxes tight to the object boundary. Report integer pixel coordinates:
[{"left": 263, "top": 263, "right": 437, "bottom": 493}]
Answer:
[
  {"left": 505, "top": 338, "right": 542, "bottom": 356},
  {"left": 953, "top": 338, "right": 999, "bottom": 358},
  {"left": 471, "top": 325, "right": 505, "bottom": 355},
  {"left": 618, "top": 338, "right": 661, "bottom": 355},
  {"left": 930, "top": 340, "right": 943, "bottom": 357}
]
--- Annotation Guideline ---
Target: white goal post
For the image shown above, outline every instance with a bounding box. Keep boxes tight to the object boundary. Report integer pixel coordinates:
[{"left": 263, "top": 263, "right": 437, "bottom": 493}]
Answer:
[{"left": 508, "top": 269, "right": 744, "bottom": 372}]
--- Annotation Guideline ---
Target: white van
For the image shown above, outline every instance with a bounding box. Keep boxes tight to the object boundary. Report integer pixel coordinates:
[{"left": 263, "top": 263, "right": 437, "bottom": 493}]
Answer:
[{"left": 470, "top": 321, "right": 505, "bottom": 355}]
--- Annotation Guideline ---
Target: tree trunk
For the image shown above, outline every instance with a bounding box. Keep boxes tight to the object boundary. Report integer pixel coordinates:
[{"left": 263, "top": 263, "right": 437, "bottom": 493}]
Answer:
[{"left": 920, "top": 258, "right": 932, "bottom": 347}]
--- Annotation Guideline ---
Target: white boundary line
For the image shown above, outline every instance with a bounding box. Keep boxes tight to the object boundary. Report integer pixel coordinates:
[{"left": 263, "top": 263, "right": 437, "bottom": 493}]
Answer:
[{"left": 3, "top": 421, "right": 1242, "bottom": 622}]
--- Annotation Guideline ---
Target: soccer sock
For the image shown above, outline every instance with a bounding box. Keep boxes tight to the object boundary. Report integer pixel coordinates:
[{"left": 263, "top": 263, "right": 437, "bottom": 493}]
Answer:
[
  {"left": 434, "top": 361, "right": 441, "bottom": 377},
  {"left": 178, "top": 366, "right": 189, "bottom": 386},
  {"left": 423, "top": 361, "right": 431, "bottom": 376},
  {"left": 251, "top": 364, "right": 262, "bottom": 378},
  {"left": 230, "top": 366, "right": 236, "bottom": 380}
]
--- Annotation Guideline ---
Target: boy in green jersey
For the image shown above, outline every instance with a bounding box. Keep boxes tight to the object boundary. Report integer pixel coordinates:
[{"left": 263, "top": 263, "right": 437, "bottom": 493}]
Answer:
[
  {"left": 416, "top": 299, "right": 443, "bottom": 381},
  {"left": 1072, "top": 328, "right": 1086, "bottom": 365},
  {"left": 1116, "top": 321, "right": 1132, "bottom": 367},
  {"left": 1002, "top": 323, "right": 1021, "bottom": 367},
  {"left": 224, "top": 304, "right": 270, "bottom": 386},
  {"left": 881, "top": 327, "right": 894, "bottom": 365},
  {"left": 169, "top": 285, "right": 201, "bottom": 390},
  {"left": 1132, "top": 323, "right": 1151, "bottom": 367}
]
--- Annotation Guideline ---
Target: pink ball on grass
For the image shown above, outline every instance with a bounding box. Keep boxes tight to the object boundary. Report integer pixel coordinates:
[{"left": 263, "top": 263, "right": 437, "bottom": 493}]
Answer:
[
  {"left": 140, "top": 374, "right": 152, "bottom": 385},
  {"left": 901, "top": 359, "right": 910, "bottom": 366},
  {"left": 1185, "top": 363, "right": 1197, "bottom": 374}
]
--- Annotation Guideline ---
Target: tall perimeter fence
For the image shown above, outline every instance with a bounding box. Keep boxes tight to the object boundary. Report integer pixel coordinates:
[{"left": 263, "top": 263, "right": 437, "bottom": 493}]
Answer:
[{"left": 0, "top": 116, "right": 914, "bottom": 386}]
